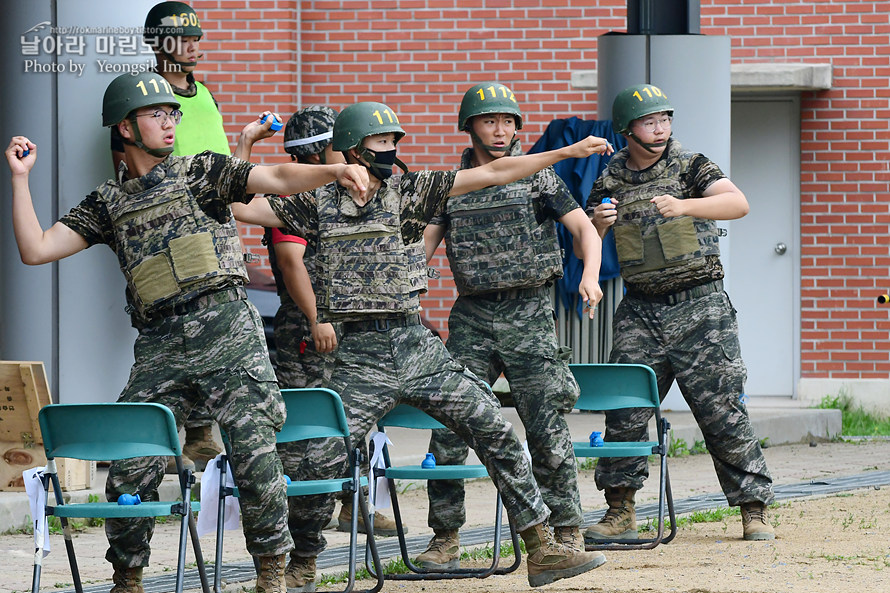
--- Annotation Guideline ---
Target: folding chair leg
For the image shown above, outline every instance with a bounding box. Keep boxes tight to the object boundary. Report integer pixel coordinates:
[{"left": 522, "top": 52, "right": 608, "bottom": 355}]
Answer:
[
  {"left": 213, "top": 455, "right": 229, "bottom": 593},
  {"left": 47, "top": 471, "right": 86, "bottom": 593},
  {"left": 188, "top": 512, "right": 211, "bottom": 593}
]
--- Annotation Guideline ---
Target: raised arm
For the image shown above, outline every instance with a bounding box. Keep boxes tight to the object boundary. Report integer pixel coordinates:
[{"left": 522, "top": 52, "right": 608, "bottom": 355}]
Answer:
[
  {"left": 233, "top": 111, "right": 279, "bottom": 161},
  {"left": 449, "top": 136, "right": 612, "bottom": 197},
  {"left": 6, "top": 137, "right": 88, "bottom": 264}
]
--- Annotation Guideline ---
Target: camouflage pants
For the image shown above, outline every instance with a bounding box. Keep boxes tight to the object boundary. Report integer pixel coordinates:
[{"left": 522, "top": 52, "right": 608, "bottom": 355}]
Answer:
[
  {"left": 271, "top": 302, "right": 352, "bottom": 557},
  {"left": 426, "top": 291, "right": 582, "bottom": 530},
  {"left": 595, "top": 290, "right": 774, "bottom": 506},
  {"left": 105, "top": 299, "right": 292, "bottom": 568},
  {"left": 286, "top": 321, "right": 549, "bottom": 556}
]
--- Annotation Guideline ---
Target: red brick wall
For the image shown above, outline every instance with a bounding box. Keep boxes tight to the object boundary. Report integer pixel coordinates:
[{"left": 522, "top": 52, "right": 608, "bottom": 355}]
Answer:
[
  {"left": 700, "top": 0, "right": 890, "bottom": 378},
  {"left": 193, "top": 0, "right": 890, "bottom": 376}
]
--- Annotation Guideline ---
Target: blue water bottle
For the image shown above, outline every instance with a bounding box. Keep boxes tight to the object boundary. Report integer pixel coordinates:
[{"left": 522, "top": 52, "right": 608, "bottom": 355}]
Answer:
[
  {"left": 589, "top": 431, "right": 604, "bottom": 447},
  {"left": 421, "top": 453, "right": 437, "bottom": 469}
]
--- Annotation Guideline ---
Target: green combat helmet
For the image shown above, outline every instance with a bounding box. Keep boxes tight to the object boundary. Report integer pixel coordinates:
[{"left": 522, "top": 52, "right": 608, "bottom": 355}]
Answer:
[
  {"left": 333, "top": 102, "right": 408, "bottom": 180},
  {"left": 144, "top": 1, "right": 202, "bottom": 69},
  {"left": 458, "top": 82, "right": 523, "bottom": 132},
  {"left": 458, "top": 82, "right": 523, "bottom": 157},
  {"left": 102, "top": 72, "right": 181, "bottom": 158},
  {"left": 612, "top": 83, "right": 673, "bottom": 153},
  {"left": 283, "top": 106, "right": 338, "bottom": 161},
  {"left": 144, "top": 1, "right": 203, "bottom": 40}
]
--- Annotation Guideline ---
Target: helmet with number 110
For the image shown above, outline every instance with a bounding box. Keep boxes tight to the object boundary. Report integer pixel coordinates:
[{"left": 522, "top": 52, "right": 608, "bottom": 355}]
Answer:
[
  {"left": 332, "top": 102, "right": 406, "bottom": 152},
  {"left": 458, "top": 82, "right": 523, "bottom": 132},
  {"left": 611, "top": 83, "right": 674, "bottom": 135}
]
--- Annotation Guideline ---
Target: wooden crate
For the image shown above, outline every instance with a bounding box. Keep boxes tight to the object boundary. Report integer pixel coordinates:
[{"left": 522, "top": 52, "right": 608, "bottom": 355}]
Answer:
[{"left": 0, "top": 361, "right": 95, "bottom": 491}]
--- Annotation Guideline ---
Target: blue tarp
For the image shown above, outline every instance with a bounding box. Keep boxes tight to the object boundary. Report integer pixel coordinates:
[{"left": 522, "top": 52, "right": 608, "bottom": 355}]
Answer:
[{"left": 528, "top": 118, "right": 627, "bottom": 317}]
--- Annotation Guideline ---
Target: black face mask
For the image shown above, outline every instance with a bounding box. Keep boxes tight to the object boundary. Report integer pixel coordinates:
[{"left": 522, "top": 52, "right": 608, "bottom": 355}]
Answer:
[{"left": 359, "top": 147, "right": 408, "bottom": 181}]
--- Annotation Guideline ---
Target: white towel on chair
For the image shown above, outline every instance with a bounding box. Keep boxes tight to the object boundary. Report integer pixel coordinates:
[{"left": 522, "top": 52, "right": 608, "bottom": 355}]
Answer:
[
  {"left": 197, "top": 454, "right": 241, "bottom": 538},
  {"left": 23, "top": 466, "right": 51, "bottom": 558},
  {"left": 368, "top": 431, "right": 392, "bottom": 510}
]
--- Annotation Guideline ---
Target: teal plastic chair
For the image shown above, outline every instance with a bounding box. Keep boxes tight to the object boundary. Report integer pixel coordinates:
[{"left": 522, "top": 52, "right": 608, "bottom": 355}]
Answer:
[
  {"left": 367, "top": 404, "right": 521, "bottom": 580},
  {"left": 33, "top": 402, "right": 208, "bottom": 593},
  {"left": 212, "top": 388, "right": 384, "bottom": 593},
  {"left": 569, "top": 363, "right": 677, "bottom": 550}
]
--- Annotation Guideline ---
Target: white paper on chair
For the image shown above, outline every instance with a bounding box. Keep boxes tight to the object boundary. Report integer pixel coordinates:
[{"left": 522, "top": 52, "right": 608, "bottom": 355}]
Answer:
[
  {"left": 23, "top": 467, "right": 51, "bottom": 558},
  {"left": 197, "top": 454, "right": 241, "bottom": 538},
  {"left": 368, "top": 431, "right": 392, "bottom": 510}
]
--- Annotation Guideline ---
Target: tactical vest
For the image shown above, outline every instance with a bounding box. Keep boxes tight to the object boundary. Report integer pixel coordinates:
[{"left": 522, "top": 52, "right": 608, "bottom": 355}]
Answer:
[
  {"left": 602, "top": 140, "right": 721, "bottom": 290},
  {"left": 173, "top": 81, "right": 230, "bottom": 156},
  {"left": 315, "top": 180, "right": 427, "bottom": 315},
  {"left": 264, "top": 226, "right": 318, "bottom": 307},
  {"left": 95, "top": 156, "right": 247, "bottom": 317},
  {"left": 444, "top": 147, "right": 563, "bottom": 295}
]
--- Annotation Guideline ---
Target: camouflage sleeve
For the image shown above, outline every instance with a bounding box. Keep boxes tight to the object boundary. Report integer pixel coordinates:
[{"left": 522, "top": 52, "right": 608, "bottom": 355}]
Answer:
[
  {"left": 686, "top": 154, "right": 727, "bottom": 197},
  {"left": 534, "top": 166, "right": 579, "bottom": 222},
  {"left": 267, "top": 191, "right": 319, "bottom": 246},
  {"left": 58, "top": 191, "right": 113, "bottom": 247},
  {"left": 187, "top": 151, "right": 256, "bottom": 216},
  {"left": 398, "top": 170, "right": 457, "bottom": 243}
]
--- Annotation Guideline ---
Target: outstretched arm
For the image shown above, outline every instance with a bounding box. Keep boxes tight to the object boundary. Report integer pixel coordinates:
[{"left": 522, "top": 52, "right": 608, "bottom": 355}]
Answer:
[
  {"left": 245, "top": 162, "right": 368, "bottom": 201},
  {"left": 6, "top": 137, "right": 88, "bottom": 264},
  {"left": 449, "top": 136, "right": 612, "bottom": 197},
  {"left": 560, "top": 208, "right": 603, "bottom": 319}
]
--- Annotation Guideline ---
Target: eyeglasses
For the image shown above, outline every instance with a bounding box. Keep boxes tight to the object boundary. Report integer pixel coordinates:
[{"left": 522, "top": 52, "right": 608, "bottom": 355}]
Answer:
[
  {"left": 134, "top": 108, "right": 183, "bottom": 126},
  {"left": 635, "top": 114, "right": 672, "bottom": 133}
]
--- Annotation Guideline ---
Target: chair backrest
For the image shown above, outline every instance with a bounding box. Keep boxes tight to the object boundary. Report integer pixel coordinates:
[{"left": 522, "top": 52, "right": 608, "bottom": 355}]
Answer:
[
  {"left": 377, "top": 403, "right": 446, "bottom": 430},
  {"left": 38, "top": 402, "right": 181, "bottom": 461},
  {"left": 277, "top": 388, "right": 352, "bottom": 444},
  {"left": 569, "top": 364, "right": 660, "bottom": 411}
]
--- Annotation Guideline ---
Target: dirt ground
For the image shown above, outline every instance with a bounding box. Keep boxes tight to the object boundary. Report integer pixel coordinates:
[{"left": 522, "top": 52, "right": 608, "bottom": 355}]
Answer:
[
  {"left": 4, "top": 439, "right": 890, "bottom": 593},
  {"left": 325, "top": 439, "right": 890, "bottom": 593}
]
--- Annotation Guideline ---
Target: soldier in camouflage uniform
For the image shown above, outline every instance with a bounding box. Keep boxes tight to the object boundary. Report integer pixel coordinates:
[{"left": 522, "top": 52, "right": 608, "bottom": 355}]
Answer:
[
  {"left": 233, "top": 100, "right": 613, "bottom": 588},
  {"left": 417, "top": 82, "right": 606, "bottom": 568},
  {"left": 585, "top": 83, "right": 775, "bottom": 545},
  {"left": 261, "top": 106, "right": 400, "bottom": 592},
  {"left": 4, "top": 72, "right": 369, "bottom": 593}
]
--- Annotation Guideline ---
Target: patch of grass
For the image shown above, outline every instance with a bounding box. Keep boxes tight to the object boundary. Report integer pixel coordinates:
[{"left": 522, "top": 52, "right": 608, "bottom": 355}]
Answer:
[
  {"left": 316, "top": 541, "right": 527, "bottom": 587},
  {"left": 667, "top": 434, "right": 708, "bottom": 458},
  {"left": 576, "top": 457, "right": 598, "bottom": 471},
  {"left": 816, "top": 392, "right": 890, "bottom": 436},
  {"left": 640, "top": 506, "right": 742, "bottom": 533}
]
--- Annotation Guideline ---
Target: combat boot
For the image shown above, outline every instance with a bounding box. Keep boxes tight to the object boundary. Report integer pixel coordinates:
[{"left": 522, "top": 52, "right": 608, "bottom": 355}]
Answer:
[
  {"left": 109, "top": 566, "right": 143, "bottom": 593},
  {"left": 741, "top": 502, "right": 775, "bottom": 541},
  {"left": 165, "top": 454, "right": 196, "bottom": 475},
  {"left": 337, "top": 502, "right": 402, "bottom": 537},
  {"left": 284, "top": 555, "right": 317, "bottom": 593},
  {"left": 182, "top": 425, "right": 222, "bottom": 472},
  {"left": 255, "top": 553, "right": 287, "bottom": 593},
  {"left": 414, "top": 529, "right": 460, "bottom": 570},
  {"left": 553, "top": 525, "right": 585, "bottom": 552},
  {"left": 520, "top": 522, "right": 606, "bottom": 587},
  {"left": 584, "top": 487, "right": 638, "bottom": 544}
]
